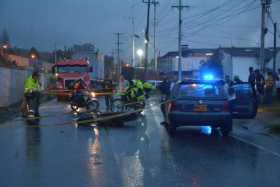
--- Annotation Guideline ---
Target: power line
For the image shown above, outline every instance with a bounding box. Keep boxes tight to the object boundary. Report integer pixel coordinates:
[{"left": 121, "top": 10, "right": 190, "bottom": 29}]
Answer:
[
  {"left": 188, "top": 0, "right": 257, "bottom": 31},
  {"left": 184, "top": 0, "right": 237, "bottom": 25},
  {"left": 186, "top": 2, "right": 259, "bottom": 36}
]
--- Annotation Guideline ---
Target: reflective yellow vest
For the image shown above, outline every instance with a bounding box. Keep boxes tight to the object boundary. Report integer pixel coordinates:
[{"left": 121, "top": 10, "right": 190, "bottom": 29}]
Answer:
[{"left": 24, "top": 76, "right": 40, "bottom": 93}]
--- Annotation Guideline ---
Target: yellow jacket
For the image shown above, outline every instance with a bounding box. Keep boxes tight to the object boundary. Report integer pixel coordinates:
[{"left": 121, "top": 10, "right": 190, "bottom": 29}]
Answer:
[{"left": 24, "top": 75, "right": 40, "bottom": 93}]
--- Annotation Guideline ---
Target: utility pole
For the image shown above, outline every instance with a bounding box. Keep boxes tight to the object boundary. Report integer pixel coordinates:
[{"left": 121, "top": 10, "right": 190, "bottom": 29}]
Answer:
[
  {"left": 132, "top": 17, "right": 136, "bottom": 67},
  {"left": 143, "top": 0, "right": 152, "bottom": 78},
  {"left": 114, "top": 33, "right": 124, "bottom": 77},
  {"left": 273, "top": 22, "right": 277, "bottom": 72},
  {"left": 260, "top": 0, "right": 271, "bottom": 73},
  {"left": 172, "top": 0, "right": 189, "bottom": 81},
  {"left": 54, "top": 43, "right": 57, "bottom": 63},
  {"left": 153, "top": 0, "right": 159, "bottom": 72}
]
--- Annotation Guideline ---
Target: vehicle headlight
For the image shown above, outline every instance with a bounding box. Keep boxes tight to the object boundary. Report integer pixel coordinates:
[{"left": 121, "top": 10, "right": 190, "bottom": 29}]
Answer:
[{"left": 90, "top": 92, "right": 96, "bottom": 98}]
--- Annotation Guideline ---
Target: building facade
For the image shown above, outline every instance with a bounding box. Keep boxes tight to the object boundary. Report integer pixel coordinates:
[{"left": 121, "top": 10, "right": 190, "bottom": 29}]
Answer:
[
  {"left": 158, "top": 47, "right": 280, "bottom": 81},
  {"left": 71, "top": 43, "right": 105, "bottom": 80}
]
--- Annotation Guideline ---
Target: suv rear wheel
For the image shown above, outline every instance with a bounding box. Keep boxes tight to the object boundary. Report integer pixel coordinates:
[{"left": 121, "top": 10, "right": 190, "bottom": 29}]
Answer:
[
  {"left": 165, "top": 122, "right": 176, "bottom": 136},
  {"left": 221, "top": 119, "right": 233, "bottom": 137}
]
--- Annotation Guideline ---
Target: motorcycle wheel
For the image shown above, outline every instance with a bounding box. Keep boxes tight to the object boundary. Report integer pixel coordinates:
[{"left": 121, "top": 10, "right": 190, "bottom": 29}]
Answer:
[
  {"left": 71, "top": 103, "right": 79, "bottom": 112},
  {"left": 87, "top": 100, "right": 100, "bottom": 112},
  {"left": 112, "top": 99, "right": 125, "bottom": 112}
]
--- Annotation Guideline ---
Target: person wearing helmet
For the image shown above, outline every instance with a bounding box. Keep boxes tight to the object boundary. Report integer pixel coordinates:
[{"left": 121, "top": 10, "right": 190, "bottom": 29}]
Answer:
[{"left": 24, "top": 70, "right": 41, "bottom": 117}]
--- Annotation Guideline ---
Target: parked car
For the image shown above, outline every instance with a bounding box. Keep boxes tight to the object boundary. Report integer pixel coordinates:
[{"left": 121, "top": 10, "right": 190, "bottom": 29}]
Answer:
[
  {"left": 229, "top": 82, "right": 258, "bottom": 118},
  {"left": 161, "top": 80, "right": 256, "bottom": 136}
]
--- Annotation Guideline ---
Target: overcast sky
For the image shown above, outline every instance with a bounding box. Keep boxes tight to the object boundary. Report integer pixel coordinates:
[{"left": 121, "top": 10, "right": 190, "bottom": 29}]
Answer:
[{"left": 0, "top": 0, "right": 280, "bottom": 59}]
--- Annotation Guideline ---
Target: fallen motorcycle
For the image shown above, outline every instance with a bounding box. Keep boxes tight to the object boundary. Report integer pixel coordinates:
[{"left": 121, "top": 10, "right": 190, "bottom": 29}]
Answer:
[
  {"left": 111, "top": 93, "right": 145, "bottom": 113},
  {"left": 70, "top": 91, "right": 99, "bottom": 113}
]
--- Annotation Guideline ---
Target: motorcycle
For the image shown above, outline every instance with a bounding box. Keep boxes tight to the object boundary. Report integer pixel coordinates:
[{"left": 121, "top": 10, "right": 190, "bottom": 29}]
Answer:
[
  {"left": 111, "top": 92, "right": 145, "bottom": 113},
  {"left": 70, "top": 91, "right": 99, "bottom": 113}
]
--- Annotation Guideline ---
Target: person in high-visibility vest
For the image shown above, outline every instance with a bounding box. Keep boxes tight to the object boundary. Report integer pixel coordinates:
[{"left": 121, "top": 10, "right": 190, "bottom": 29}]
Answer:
[{"left": 24, "top": 70, "right": 41, "bottom": 116}]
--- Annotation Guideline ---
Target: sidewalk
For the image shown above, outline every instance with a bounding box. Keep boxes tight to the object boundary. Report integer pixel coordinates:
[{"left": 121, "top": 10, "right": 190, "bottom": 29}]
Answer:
[{"left": 235, "top": 100, "right": 280, "bottom": 136}]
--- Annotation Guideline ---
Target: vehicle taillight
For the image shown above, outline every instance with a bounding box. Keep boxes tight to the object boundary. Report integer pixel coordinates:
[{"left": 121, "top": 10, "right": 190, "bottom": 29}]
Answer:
[{"left": 223, "top": 102, "right": 229, "bottom": 112}]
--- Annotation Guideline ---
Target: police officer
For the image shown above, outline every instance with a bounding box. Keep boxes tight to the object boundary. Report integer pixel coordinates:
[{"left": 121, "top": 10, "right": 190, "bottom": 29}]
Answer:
[{"left": 24, "top": 70, "right": 41, "bottom": 117}]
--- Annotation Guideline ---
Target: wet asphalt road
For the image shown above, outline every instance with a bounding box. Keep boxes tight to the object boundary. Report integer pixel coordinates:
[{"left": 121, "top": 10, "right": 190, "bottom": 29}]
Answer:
[{"left": 0, "top": 99, "right": 280, "bottom": 187}]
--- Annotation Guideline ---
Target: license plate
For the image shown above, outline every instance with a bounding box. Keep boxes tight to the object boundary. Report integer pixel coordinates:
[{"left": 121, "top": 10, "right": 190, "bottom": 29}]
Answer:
[{"left": 194, "top": 105, "right": 208, "bottom": 112}]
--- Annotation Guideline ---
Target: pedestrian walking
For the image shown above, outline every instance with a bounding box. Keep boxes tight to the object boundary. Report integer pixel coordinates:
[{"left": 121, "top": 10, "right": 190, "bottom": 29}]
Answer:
[
  {"left": 255, "top": 69, "right": 265, "bottom": 103},
  {"left": 248, "top": 67, "right": 256, "bottom": 97},
  {"left": 276, "top": 69, "right": 280, "bottom": 100}
]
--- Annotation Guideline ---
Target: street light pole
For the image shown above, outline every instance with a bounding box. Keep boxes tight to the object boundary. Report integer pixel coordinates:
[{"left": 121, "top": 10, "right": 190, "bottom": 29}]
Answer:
[
  {"left": 153, "top": 0, "right": 159, "bottom": 72},
  {"left": 172, "top": 0, "right": 189, "bottom": 81},
  {"left": 143, "top": 0, "right": 152, "bottom": 79},
  {"left": 273, "top": 22, "right": 277, "bottom": 72}
]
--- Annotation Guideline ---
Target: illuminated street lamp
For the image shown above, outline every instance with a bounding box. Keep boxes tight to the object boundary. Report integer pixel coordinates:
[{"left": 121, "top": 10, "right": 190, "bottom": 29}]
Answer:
[
  {"left": 137, "top": 49, "right": 144, "bottom": 67},
  {"left": 30, "top": 54, "right": 37, "bottom": 59},
  {"left": 2, "top": 44, "right": 8, "bottom": 49},
  {"left": 137, "top": 49, "right": 144, "bottom": 57}
]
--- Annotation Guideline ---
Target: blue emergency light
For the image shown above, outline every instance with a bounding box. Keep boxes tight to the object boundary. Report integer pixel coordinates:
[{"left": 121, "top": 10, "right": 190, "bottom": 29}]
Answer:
[{"left": 203, "top": 74, "right": 214, "bottom": 81}]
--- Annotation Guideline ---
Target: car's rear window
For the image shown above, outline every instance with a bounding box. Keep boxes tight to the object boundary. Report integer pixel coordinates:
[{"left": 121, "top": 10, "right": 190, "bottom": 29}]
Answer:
[
  {"left": 232, "top": 84, "right": 252, "bottom": 96},
  {"left": 174, "top": 83, "right": 226, "bottom": 99}
]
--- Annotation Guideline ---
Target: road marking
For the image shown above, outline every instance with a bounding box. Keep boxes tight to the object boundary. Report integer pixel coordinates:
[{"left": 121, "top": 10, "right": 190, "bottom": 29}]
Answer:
[{"left": 231, "top": 134, "right": 280, "bottom": 159}]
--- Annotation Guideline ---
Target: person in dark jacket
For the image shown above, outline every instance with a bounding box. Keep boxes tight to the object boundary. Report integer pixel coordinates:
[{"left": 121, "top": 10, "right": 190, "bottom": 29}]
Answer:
[
  {"left": 248, "top": 67, "right": 256, "bottom": 97},
  {"left": 276, "top": 69, "right": 280, "bottom": 100},
  {"left": 255, "top": 69, "right": 265, "bottom": 94},
  {"left": 103, "top": 79, "right": 114, "bottom": 111},
  {"left": 158, "top": 77, "right": 171, "bottom": 98}
]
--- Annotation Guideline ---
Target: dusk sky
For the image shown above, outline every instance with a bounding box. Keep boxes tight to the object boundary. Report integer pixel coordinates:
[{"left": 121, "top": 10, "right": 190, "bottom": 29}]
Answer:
[{"left": 1, "top": 0, "right": 280, "bottom": 59}]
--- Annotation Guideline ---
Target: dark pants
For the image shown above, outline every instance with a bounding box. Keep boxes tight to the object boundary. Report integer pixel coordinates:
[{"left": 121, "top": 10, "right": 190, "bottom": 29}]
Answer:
[
  {"left": 105, "top": 95, "right": 112, "bottom": 111},
  {"left": 277, "top": 88, "right": 280, "bottom": 100},
  {"left": 25, "top": 92, "right": 40, "bottom": 115},
  {"left": 265, "top": 88, "right": 273, "bottom": 104}
]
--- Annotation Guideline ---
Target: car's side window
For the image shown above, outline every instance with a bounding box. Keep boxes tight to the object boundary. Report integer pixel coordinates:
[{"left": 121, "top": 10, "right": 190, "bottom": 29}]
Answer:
[{"left": 171, "top": 85, "right": 179, "bottom": 99}]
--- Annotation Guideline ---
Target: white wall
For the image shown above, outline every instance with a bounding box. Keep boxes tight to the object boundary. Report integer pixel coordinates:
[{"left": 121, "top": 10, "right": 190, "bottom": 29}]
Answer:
[
  {"left": 266, "top": 51, "right": 280, "bottom": 71},
  {"left": 172, "top": 56, "right": 208, "bottom": 72},
  {"left": 221, "top": 52, "right": 233, "bottom": 79},
  {"left": 0, "top": 67, "right": 50, "bottom": 107},
  {"left": 0, "top": 68, "right": 28, "bottom": 107},
  {"left": 232, "top": 57, "right": 259, "bottom": 81}
]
